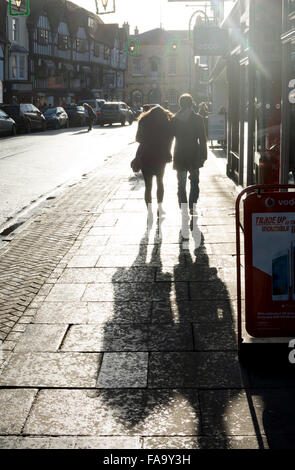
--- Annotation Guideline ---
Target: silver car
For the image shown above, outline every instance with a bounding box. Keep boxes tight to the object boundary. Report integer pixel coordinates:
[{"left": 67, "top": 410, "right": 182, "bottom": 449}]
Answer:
[{"left": 0, "top": 109, "right": 16, "bottom": 136}]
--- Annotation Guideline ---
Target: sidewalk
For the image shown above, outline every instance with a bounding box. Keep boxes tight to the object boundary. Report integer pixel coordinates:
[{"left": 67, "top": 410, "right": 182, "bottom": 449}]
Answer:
[{"left": 0, "top": 147, "right": 295, "bottom": 450}]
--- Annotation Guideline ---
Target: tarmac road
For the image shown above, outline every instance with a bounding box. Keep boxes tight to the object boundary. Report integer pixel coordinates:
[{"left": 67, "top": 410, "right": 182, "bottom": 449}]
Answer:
[{"left": 0, "top": 122, "right": 136, "bottom": 230}]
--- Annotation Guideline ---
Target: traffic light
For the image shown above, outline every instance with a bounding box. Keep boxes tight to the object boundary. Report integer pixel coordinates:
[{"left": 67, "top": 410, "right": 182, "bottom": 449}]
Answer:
[{"left": 127, "top": 38, "right": 139, "bottom": 56}]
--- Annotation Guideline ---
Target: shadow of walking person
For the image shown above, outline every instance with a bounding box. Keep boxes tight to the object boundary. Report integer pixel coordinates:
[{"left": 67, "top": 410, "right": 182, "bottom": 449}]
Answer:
[{"left": 95, "top": 213, "right": 262, "bottom": 448}]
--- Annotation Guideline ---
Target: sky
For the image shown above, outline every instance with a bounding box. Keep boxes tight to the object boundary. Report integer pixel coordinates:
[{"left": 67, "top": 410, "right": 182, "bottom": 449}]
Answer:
[{"left": 71, "top": 0, "right": 235, "bottom": 33}]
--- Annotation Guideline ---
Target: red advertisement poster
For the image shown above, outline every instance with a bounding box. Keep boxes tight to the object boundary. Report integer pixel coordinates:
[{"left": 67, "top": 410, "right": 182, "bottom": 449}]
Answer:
[{"left": 244, "top": 192, "right": 295, "bottom": 337}]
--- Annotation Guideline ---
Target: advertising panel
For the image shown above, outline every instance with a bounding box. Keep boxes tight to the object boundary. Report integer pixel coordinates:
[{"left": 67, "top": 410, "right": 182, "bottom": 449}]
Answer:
[
  {"left": 244, "top": 192, "right": 295, "bottom": 337},
  {"left": 208, "top": 113, "right": 226, "bottom": 140}
]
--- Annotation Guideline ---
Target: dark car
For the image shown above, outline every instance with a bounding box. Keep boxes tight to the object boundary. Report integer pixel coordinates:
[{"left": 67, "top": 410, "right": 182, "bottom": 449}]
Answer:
[
  {"left": 44, "top": 107, "right": 69, "bottom": 129},
  {"left": 64, "top": 105, "right": 86, "bottom": 127},
  {"left": 100, "top": 102, "right": 133, "bottom": 126},
  {"left": 0, "top": 109, "right": 17, "bottom": 136},
  {"left": 0, "top": 103, "right": 46, "bottom": 133}
]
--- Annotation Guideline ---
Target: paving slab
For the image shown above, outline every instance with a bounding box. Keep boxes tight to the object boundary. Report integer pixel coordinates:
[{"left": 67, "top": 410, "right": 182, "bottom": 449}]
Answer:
[
  {"left": 97, "top": 352, "right": 148, "bottom": 388},
  {"left": 45, "top": 284, "right": 86, "bottom": 301},
  {"left": 0, "top": 436, "right": 76, "bottom": 449},
  {"left": 193, "top": 323, "right": 237, "bottom": 351},
  {"left": 61, "top": 324, "right": 194, "bottom": 352},
  {"left": 67, "top": 256, "right": 100, "bottom": 268},
  {"left": 24, "top": 389, "right": 200, "bottom": 436},
  {"left": 82, "top": 282, "right": 188, "bottom": 302},
  {"left": 142, "top": 436, "right": 268, "bottom": 449},
  {"left": 86, "top": 301, "right": 152, "bottom": 324},
  {"left": 151, "top": 300, "right": 236, "bottom": 324},
  {"left": 0, "top": 389, "right": 37, "bottom": 434},
  {"left": 199, "top": 389, "right": 261, "bottom": 436},
  {"left": 14, "top": 324, "right": 67, "bottom": 352},
  {"left": 57, "top": 267, "right": 156, "bottom": 284},
  {"left": 0, "top": 352, "right": 101, "bottom": 387},
  {"left": 148, "top": 352, "right": 243, "bottom": 388},
  {"left": 189, "top": 281, "right": 239, "bottom": 300},
  {"left": 33, "top": 302, "right": 88, "bottom": 324}
]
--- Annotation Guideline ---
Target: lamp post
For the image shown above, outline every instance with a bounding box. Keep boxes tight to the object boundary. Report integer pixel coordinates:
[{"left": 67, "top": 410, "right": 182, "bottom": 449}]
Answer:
[{"left": 188, "top": 9, "right": 210, "bottom": 95}]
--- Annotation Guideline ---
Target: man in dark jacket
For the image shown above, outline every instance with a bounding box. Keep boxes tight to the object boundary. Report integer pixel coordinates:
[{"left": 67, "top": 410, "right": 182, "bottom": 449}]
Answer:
[{"left": 171, "top": 94, "right": 207, "bottom": 215}]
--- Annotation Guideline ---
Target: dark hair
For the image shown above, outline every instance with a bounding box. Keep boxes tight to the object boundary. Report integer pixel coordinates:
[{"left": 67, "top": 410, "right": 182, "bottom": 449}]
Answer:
[
  {"left": 139, "top": 104, "right": 173, "bottom": 123},
  {"left": 179, "top": 93, "right": 193, "bottom": 109}
]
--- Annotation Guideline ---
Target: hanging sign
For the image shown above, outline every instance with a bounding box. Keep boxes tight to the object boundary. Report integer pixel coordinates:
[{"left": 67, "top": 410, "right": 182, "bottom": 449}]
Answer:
[
  {"left": 244, "top": 192, "right": 295, "bottom": 337},
  {"left": 193, "top": 25, "right": 229, "bottom": 56}
]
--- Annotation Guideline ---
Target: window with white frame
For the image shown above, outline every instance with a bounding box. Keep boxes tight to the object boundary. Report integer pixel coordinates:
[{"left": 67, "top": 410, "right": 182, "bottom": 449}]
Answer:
[
  {"left": 11, "top": 55, "right": 18, "bottom": 79},
  {"left": 133, "top": 58, "right": 142, "bottom": 75},
  {"left": 168, "top": 56, "right": 176, "bottom": 75},
  {"left": 167, "top": 89, "right": 178, "bottom": 106},
  {"left": 11, "top": 54, "right": 27, "bottom": 80},
  {"left": 12, "top": 18, "right": 18, "bottom": 42},
  {"left": 88, "top": 17, "right": 94, "bottom": 28}
]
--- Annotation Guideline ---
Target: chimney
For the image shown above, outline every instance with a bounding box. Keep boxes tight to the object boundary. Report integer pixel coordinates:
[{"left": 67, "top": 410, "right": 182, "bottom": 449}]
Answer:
[
  {"left": 123, "top": 21, "right": 130, "bottom": 36},
  {"left": 134, "top": 26, "right": 139, "bottom": 35}
]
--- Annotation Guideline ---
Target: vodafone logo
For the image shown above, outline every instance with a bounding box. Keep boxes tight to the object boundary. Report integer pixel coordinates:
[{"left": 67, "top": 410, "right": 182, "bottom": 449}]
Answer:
[{"left": 265, "top": 197, "right": 275, "bottom": 208}]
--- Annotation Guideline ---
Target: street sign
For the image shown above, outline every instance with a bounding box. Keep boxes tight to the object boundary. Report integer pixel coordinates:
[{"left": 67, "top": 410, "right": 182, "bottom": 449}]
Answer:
[
  {"left": 243, "top": 191, "right": 295, "bottom": 337},
  {"left": 193, "top": 25, "right": 229, "bottom": 56},
  {"left": 208, "top": 113, "right": 226, "bottom": 140}
]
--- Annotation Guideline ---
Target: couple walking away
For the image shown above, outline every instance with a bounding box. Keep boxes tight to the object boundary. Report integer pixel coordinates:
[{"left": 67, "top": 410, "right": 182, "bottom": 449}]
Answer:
[{"left": 132, "top": 94, "right": 207, "bottom": 219}]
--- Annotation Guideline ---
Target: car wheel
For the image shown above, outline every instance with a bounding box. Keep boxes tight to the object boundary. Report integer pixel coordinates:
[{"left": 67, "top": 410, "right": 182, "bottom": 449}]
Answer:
[
  {"left": 121, "top": 119, "right": 126, "bottom": 126},
  {"left": 11, "top": 124, "right": 17, "bottom": 136}
]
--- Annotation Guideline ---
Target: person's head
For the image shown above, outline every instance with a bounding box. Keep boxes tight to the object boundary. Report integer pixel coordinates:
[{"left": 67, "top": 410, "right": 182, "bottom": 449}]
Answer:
[
  {"left": 139, "top": 104, "right": 173, "bottom": 123},
  {"left": 179, "top": 94, "right": 193, "bottom": 110},
  {"left": 142, "top": 104, "right": 151, "bottom": 112}
]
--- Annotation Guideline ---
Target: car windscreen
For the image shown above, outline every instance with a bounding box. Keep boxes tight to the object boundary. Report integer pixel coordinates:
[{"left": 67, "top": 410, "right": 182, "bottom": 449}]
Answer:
[
  {"left": 44, "top": 108, "right": 57, "bottom": 116},
  {"left": 0, "top": 106, "right": 19, "bottom": 117},
  {"left": 65, "top": 107, "right": 83, "bottom": 112},
  {"left": 102, "top": 104, "right": 118, "bottom": 111}
]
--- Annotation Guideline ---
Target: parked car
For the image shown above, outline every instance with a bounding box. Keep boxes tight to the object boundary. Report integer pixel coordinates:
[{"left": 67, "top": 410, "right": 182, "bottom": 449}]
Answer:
[
  {"left": 132, "top": 106, "right": 143, "bottom": 119},
  {"left": 78, "top": 99, "right": 105, "bottom": 124},
  {"left": 0, "top": 109, "right": 17, "bottom": 136},
  {"left": 0, "top": 103, "right": 46, "bottom": 133},
  {"left": 43, "top": 107, "right": 69, "bottom": 129},
  {"left": 100, "top": 102, "right": 134, "bottom": 126},
  {"left": 64, "top": 105, "right": 86, "bottom": 127}
]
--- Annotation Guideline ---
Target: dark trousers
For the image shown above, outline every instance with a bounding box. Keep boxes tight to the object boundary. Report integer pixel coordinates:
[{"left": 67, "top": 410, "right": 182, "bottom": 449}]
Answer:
[
  {"left": 88, "top": 118, "right": 94, "bottom": 131},
  {"left": 142, "top": 167, "right": 165, "bottom": 206},
  {"left": 177, "top": 169, "right": 200, "bottom": 210}
]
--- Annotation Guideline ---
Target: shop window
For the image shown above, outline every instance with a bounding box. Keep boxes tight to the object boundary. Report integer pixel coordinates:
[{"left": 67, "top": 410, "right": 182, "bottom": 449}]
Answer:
[
  {"left": 104, "top": 46, "right": 110, "bottom": 60},
  {"left": 167, "top": 90, "right": 178, "bottom": 105},
  {"left": 94, "top": 42, "right": 100, "bottom": 57},
  {"left": 19, "top": 56, "right": 25, "bottom": 79},
  {"left": 133, "top": 58, "right": 142, "bottom": 75},
  {"left": 11, "top": 55, "right": 17, "bottom": 79}
]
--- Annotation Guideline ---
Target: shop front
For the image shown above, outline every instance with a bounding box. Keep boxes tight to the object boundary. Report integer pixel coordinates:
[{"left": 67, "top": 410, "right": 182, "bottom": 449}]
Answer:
[
  {"left": 225, "top": 0, "right": 283, "bottom": 187},
  {"left": 280, "top": 0, "right": 295, "bottom": 183}
]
